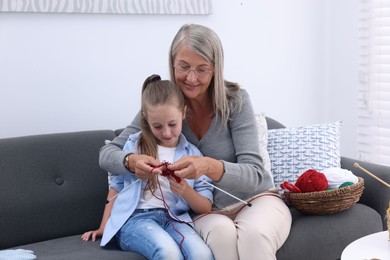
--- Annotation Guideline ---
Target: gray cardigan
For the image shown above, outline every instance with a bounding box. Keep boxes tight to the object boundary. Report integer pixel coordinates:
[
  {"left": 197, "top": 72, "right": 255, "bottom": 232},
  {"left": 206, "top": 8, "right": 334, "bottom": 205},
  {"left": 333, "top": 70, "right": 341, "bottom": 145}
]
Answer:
[{"left": 99, "top": 89, "right": 274, "bottom": 209}]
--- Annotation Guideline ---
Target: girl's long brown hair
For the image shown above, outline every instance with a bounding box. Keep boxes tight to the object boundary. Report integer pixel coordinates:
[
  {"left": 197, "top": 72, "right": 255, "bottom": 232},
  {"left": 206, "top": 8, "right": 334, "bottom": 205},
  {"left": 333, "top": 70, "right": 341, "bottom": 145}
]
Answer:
[{"left": 138, "top": 74, "right": 185, "bottom": 191}]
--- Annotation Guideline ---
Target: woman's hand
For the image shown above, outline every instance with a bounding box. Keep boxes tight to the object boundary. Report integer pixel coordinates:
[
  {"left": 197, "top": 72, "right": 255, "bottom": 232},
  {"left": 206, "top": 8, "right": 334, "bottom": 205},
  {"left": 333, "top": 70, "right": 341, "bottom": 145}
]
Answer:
[
  {"left": 128, "top": 154, "right": 161, "bottom": 180},
  {"left": 81, "top": 229, "right": 103, "bottom": 242},
  {"left": 168, "top": 156, "right": 224, "bottom": 181}
]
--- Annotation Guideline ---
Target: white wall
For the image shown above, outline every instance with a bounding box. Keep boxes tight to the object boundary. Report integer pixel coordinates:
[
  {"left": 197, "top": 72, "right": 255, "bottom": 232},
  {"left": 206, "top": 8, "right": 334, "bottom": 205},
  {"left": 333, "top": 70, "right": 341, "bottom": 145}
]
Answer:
[
  {"left": 324, "top": 0, "right": 359, "bottom": 158},
  {"left": 0, "top": 0, "right": 358, "bottom": 158}
]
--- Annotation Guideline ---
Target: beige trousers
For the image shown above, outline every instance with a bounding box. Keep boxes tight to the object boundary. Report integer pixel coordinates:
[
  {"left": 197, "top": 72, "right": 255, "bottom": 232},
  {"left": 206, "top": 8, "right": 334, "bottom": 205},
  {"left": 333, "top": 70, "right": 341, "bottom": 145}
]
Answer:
[{"left": 193, "top": 191, "right": 292, "bottom": 260}]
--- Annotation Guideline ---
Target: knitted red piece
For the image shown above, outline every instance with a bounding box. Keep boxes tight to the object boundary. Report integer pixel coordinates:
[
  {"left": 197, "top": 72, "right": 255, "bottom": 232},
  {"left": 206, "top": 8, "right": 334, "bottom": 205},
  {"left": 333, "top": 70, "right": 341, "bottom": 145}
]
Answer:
[{"left": 295, "top": 169, "right": 328, "bottom": 192}]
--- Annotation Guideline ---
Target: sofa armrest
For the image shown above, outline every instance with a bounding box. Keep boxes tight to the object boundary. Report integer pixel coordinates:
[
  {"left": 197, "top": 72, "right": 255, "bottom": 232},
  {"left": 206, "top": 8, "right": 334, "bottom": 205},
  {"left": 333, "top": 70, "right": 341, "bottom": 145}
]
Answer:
[{"left": 341, "top": 156, "right": 390, "bottom": 229}]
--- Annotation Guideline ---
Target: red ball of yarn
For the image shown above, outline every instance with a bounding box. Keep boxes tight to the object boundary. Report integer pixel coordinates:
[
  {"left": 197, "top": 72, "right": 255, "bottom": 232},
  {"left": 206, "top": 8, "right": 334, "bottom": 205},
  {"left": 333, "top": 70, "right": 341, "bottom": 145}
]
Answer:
[{"left": 295, "top": 169, "right": 328, "bottom": 192}]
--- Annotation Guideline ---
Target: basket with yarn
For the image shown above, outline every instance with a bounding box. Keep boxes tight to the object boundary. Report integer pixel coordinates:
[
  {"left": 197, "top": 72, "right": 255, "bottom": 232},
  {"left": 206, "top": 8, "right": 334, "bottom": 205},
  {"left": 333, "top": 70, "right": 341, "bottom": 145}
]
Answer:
[{"left": 281, "top": 168, "right": 364, "bottom": 215}]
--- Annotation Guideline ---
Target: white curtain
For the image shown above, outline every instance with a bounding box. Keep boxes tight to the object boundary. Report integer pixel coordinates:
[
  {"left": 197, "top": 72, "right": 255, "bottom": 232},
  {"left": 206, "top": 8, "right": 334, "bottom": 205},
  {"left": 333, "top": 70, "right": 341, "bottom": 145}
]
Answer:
[{"left": 358, "top": 0, "right": 390, "bottom": 166}]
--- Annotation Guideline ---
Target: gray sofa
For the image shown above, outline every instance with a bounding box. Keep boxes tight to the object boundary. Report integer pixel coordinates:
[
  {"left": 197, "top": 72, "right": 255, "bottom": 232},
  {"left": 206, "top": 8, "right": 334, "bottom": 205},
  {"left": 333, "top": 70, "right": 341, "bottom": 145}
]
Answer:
[{"left": 0, "top": 118, "right": 388, "bottom": 260}]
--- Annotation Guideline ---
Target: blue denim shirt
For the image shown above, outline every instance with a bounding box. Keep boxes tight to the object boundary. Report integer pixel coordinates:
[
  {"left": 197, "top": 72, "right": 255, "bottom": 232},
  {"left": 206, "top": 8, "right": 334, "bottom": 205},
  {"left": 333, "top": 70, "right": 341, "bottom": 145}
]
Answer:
[{"left": 101, "top": 132, "right": 214, "bottom": 246}]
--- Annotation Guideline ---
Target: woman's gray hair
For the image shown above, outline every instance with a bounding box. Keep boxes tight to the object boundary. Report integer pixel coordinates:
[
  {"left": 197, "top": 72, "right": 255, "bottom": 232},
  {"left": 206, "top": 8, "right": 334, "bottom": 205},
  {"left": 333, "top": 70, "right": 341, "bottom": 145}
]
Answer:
[{"left": 169, "top": 24, "right": 242, "bottom": 125}]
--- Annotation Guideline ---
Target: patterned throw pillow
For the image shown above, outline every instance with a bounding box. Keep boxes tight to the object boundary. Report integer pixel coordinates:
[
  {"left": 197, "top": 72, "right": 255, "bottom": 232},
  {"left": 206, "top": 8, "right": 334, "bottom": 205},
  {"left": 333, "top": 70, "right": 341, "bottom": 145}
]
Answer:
[
  {"left": 267, "top": 121, "right": 342, "bottom": 194},
  {"left": 255, "top": 113, "right": 272, "bottom": 175}
]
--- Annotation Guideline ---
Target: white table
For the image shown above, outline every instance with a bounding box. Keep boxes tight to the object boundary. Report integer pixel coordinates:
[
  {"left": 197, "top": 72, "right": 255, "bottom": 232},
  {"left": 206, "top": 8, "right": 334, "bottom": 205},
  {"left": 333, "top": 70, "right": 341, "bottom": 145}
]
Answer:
[{"left": 341, "top": 231, "right": 390, "bottom": 260}]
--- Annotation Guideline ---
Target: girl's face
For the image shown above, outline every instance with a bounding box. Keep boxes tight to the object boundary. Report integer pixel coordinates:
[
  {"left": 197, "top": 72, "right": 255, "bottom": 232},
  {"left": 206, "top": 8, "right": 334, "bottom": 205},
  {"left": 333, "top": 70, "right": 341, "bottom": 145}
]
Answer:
[
  {"left": 173, "top": 46, "right": 214, "bottom": 101},
  {"left": 146, "top": 103, "right": 186, "bottom": 148}
]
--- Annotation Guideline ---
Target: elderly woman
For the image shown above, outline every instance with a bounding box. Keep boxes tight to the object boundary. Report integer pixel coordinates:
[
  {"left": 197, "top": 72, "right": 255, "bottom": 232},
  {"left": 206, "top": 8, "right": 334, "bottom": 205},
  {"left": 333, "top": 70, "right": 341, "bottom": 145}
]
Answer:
[{"left": 99, "top": 24, "right": 291, "bottom": 260}]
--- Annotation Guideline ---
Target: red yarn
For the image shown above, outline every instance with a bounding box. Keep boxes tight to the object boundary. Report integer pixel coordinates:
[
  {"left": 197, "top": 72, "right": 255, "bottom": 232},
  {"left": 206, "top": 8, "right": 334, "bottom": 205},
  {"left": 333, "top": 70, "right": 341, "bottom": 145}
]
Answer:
[{"left": 295, "top": 169, "right": 328, "bottom": 192}]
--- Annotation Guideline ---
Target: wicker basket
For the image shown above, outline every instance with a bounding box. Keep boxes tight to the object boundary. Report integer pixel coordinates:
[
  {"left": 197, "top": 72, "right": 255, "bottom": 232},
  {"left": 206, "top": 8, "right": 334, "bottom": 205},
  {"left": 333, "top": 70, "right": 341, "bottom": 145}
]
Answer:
[{"left": 284, "top": 177, "right": 365, "bottom": 215}]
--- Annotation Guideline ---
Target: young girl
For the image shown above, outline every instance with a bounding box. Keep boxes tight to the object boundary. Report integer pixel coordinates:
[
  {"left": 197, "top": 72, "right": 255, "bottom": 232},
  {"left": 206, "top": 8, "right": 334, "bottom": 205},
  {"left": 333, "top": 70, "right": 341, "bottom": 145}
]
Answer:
[{"left": 83, "top": 74, "right": 214, "bottom": 260}]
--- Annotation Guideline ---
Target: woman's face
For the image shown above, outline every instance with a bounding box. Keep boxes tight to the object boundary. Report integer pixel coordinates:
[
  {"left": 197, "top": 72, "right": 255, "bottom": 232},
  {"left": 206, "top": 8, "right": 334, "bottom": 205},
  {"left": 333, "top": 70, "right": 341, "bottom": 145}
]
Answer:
[{"left": 173, "top": 46, "right": 214, "bottom": 101}]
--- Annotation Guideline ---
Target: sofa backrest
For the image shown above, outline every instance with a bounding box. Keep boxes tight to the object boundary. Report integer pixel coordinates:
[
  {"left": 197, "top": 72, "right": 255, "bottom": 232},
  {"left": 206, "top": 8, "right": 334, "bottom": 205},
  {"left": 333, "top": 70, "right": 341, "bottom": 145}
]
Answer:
[
  {"left": 0, "top": 130, "right": 116, "bottom": 249},
  {"left": 114, "top": 117, "right": 286, "bottom": 136}
]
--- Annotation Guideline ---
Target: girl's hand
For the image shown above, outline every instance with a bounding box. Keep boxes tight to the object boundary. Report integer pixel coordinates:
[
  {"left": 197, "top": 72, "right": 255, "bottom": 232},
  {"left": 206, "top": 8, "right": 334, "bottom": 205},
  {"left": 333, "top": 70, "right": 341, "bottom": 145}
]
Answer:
[
  {"left": 168, "top": 176, "right": 188, "bottom": 196},
  {"left": 81, "top": 229, "right": 103, "bottom": 242},
  {"left": 130, "top": 154, "right": 161, "bottom": 180},
  {"left": 168, "top": 174, "right": 212, "bottom": 214}
]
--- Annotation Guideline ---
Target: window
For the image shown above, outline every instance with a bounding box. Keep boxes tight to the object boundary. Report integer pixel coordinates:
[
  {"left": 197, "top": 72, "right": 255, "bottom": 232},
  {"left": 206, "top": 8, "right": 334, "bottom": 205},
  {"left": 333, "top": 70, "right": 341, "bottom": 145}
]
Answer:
[{"left": 358, "top": 0, "right": 390, "bottom": 166}]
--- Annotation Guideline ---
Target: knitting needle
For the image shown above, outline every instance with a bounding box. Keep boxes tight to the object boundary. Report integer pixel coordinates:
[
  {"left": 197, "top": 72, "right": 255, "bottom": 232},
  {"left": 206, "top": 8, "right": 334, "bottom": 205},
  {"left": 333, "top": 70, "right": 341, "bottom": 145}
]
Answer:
[
  {"left": 200, "top": 179, "right": 252, "bottom": 207},
  {"left": 106, "top": 176, "right": 253, "bottom": 207},
  {"left": 106, "top": 179, "right": 140, "bottom": 204},
  {"left": 353, "top": 162, "right": 390, "bottom": 188}
]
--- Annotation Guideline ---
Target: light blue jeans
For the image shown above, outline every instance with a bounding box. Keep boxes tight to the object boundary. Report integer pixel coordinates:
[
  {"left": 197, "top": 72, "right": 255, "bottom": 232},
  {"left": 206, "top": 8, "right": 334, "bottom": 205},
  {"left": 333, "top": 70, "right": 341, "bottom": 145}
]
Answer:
[{"left": 116, "top": 208, "right": 214, "bottom": 260}]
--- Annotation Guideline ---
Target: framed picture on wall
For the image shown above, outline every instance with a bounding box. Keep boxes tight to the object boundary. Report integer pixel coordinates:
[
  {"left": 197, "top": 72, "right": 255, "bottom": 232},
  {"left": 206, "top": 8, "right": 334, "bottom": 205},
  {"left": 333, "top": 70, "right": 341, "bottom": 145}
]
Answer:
[{"left": 0, "top": 0, "right": 212, "bottom": 15}]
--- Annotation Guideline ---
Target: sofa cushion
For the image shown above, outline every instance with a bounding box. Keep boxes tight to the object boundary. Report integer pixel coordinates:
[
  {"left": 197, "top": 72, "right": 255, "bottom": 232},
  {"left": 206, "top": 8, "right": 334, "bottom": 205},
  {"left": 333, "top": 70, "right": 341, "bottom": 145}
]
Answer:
[
  {"left": 255, "top": 113, "right": 272, "bottom": 174},
  {"left": 11, "top": 235, "right": 145, "bottom": 260},
  {"left": 267, "top": 121, "right": 342, "bottom": 193},
  {"left": 276, "top": 203, "right": 383, "bottom": 260}
]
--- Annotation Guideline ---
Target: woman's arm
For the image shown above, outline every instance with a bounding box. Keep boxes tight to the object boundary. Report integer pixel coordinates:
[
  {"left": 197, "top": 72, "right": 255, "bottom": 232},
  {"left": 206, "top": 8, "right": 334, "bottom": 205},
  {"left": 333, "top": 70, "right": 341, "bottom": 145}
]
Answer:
[
  {"left": 99, "top": 112, "right": 146, "bottom": 175},
  {"left": 99, "top": 111, "right": 162, "bottom": 177},
  {"left": 215, "top": 89, "right": 274, "bottom": 192}
]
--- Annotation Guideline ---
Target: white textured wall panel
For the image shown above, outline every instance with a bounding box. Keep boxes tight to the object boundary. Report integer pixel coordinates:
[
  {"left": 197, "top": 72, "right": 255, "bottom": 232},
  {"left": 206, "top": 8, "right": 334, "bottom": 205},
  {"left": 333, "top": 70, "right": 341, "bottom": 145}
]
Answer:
[{"left": 0, "top": 0, "right": 212, "bottom": 14}]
